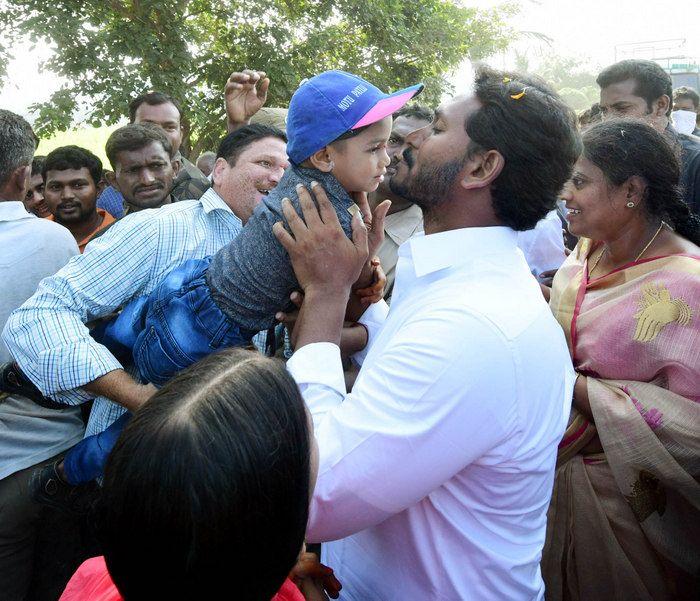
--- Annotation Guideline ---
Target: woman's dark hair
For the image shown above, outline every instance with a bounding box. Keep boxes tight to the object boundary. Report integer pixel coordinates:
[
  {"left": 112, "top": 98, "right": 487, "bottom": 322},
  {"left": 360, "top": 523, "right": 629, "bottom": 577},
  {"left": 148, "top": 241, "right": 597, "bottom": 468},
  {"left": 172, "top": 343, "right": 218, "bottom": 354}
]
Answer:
[
  {"left": 97, "top": 349, "right": 311, "bottom": 601},
  {"left": 466, "top": 66, "right": 582, "bottom": 231},
  {"left": 582, "top": 118, "right": 700, "bottom": 245}
]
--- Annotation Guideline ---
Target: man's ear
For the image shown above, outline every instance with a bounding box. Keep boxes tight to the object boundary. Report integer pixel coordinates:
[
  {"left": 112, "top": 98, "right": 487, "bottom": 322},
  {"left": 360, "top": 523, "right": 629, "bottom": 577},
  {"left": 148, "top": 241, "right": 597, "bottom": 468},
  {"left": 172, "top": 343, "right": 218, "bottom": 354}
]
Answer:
[
  {"left": 211, "top": 157, "right": 228, "bottom": 186},
  {"left": 171, "top": 157, "right": 181, "bottom": 177},
  {"left": 653, "top": 94, "right": 671, "bottom": 118},
  {"left": 12, "top": 164, "right": 31, "bottom": 198},
  {"left": 460, "top": 149, "right": 504, "bottom": 191},
  {"left": 307, "top": 146, "right": 334, "bottom": 173}
]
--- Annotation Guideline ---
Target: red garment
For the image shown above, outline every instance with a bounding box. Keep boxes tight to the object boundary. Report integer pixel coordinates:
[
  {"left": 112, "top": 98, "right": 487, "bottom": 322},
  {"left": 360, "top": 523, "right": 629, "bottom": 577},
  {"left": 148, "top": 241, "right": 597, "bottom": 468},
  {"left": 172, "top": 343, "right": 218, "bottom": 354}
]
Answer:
[
  {"left": 60, "top": 557, "right": 120, "bottom": 601},
  {"left": 60, "top": 556, "right": 305, "bottom": 601}
]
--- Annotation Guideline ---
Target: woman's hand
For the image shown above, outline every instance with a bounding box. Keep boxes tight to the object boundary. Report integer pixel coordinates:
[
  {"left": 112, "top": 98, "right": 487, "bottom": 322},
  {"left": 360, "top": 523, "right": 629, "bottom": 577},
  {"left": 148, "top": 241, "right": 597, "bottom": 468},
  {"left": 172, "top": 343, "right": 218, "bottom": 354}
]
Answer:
[
  {"left": 290, "top": 552, "right": 342, "bottom": 600},
  {"left": 573, "top": 373, "right": 593, "bottom": 422}
]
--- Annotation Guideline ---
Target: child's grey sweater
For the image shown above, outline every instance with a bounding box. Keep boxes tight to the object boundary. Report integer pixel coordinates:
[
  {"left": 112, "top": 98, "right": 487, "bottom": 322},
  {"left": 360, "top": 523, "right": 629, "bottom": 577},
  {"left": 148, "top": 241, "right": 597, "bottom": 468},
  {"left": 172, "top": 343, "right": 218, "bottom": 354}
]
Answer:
[{"left": 207, "top": 164, "right": 356, "bottom": 331}]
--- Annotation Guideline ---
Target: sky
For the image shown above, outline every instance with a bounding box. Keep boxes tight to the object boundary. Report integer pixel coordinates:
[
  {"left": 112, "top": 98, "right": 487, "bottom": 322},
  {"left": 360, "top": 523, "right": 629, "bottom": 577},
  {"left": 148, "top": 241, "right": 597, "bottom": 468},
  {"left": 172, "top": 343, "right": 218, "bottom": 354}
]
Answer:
[
  {"left": 1, "top": 0, "right": 699, "bottom": 123},
  {"left": 471, "top": 0, "right": 699, "bottom": 68}
]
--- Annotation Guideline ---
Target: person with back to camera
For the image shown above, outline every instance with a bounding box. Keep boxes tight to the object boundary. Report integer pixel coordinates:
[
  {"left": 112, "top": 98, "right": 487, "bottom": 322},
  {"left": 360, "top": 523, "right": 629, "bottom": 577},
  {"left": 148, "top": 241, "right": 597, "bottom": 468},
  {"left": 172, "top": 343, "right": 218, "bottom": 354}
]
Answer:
[
  {"left": 59, "top": 348, "right": 341, "bottom": 601},
  {"left": 542, "top": 119, "right": 700, "bottom": 600}
]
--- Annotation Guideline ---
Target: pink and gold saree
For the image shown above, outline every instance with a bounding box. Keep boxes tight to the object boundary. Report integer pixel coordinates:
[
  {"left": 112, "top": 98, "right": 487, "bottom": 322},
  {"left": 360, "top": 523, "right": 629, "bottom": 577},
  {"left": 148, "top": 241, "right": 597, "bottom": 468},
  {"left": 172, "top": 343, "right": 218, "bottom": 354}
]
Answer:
[{"left": 542, "top": 239, "right": 700, "bottom": 601}]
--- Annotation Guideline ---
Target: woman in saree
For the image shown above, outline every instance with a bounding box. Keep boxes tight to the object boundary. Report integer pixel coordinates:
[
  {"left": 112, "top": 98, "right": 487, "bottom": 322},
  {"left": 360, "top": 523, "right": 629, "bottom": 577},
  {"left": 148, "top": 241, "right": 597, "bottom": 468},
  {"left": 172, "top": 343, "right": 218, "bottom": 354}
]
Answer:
[{"left": 542, "top": 119, "right": 700, "bottom": 600}]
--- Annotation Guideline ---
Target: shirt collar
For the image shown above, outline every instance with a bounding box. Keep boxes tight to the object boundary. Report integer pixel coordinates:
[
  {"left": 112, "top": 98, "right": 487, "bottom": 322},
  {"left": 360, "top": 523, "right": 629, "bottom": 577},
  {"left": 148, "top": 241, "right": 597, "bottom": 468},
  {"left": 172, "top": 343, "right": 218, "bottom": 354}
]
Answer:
[
  {"left": 201, "top": 188, "right": 244, "bottom": 228},
  {"left": 201, "top": 187, "right": 234, "bottom": 215},
  {"left": 384, "top": 204, "right": 423, "bottom": 246},
  {"left": 402, "top": 226, "right": 518, "bottom": 278},
  {"left": 0, "top": 201, "right": 33, "bottom": 223}
]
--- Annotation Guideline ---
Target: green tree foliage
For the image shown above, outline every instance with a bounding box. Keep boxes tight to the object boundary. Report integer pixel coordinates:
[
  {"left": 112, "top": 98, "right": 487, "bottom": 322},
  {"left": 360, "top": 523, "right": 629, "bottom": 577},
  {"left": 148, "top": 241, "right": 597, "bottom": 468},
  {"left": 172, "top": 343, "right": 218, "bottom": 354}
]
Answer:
[
  {"left": 537, "top": 54, "right": 598, "bottom": 91},
  {"left": 0, "top": 0, "right": 515, "bottom": 156}
]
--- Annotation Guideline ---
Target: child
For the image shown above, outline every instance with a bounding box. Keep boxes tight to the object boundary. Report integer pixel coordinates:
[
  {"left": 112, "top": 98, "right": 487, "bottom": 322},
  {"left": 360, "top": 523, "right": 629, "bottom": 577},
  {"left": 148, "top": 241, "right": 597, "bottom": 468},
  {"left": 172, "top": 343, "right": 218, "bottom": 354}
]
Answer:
[
  {"left": 98, "top": 70, "right": 423, "bottom": 384},
  {"left": 60, "top": 70, "right": 423, "bottom": 485}
]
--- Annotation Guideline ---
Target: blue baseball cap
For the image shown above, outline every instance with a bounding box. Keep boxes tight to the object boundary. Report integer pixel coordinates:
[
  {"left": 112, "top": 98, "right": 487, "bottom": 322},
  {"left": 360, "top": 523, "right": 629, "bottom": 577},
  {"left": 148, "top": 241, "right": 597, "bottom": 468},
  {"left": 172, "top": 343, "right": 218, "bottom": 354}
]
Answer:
[{"left": 286, "top": 70, "right": 423, "bottom": 164}]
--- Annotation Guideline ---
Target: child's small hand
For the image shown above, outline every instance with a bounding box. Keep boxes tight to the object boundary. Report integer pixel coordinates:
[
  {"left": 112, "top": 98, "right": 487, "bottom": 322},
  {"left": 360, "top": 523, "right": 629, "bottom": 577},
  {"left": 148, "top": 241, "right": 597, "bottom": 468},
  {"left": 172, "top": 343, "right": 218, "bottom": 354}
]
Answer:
[{"left": 354, "top": 258, "right": 386, "bottom": 305}]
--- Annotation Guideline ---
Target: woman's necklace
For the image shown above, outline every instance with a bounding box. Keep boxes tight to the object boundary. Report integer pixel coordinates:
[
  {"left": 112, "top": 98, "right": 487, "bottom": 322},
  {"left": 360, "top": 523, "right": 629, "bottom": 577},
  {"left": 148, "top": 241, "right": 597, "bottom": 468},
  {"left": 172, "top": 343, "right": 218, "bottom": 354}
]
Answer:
[{"left": 588, "top": 221, "right": 667, "bottom": 277}]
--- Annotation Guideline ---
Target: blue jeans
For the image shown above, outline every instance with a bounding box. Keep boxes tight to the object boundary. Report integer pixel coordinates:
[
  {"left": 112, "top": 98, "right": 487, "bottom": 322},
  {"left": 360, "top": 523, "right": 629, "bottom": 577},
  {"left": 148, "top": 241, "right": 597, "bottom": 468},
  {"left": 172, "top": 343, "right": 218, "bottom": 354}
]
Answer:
[
  {"left": 96, "top": 256, "right": 254, "bottom": 386},
  {"left": 68, "top": 257, "right": 255, "bottom": 484},
  {"left": 62, "top": 413, "right": 131, "bottom": 485}
]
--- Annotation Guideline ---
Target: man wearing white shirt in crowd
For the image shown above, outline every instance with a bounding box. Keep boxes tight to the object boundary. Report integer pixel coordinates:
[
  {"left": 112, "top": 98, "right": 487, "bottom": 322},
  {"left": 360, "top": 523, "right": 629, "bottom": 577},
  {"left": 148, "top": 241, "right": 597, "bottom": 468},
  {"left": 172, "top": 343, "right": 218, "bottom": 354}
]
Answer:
[
  {"left": 517, "top": 209, "right": 568, "bottom": 277},
  {"left": 277, "top": 67, "right": 581, "bottom": 600},
  {"left": 0, "top": 110, "right": 81, "bottom": 601}
]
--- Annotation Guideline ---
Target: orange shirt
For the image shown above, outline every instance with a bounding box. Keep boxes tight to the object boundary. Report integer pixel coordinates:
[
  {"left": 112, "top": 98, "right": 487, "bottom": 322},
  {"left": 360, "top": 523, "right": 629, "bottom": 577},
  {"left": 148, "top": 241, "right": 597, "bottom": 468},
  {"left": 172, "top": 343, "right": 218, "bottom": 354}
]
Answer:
[{"left": 47, "top": 209, "right": 116, "bottom": 253}]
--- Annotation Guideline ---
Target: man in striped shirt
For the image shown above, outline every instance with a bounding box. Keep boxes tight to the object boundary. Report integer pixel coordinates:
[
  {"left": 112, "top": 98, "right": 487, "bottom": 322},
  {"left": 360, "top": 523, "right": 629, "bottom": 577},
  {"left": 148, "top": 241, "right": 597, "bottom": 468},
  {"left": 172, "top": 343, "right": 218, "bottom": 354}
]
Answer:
[{"left": 3, "top": 125, "right": 288, "bottom": 438}]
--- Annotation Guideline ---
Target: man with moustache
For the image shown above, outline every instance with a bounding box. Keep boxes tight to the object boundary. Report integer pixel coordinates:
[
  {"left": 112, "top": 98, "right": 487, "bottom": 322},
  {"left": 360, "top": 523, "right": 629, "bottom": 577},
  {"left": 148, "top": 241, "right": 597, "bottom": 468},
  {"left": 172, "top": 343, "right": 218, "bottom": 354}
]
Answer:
[
  {"left": 597, "top": 59, "right": 700, "bottom": 214},
  {"left": 43, "top": 146, "right": 115, "bottom": 253},
  {"left": 371, "top": 104, "right": 432, "bottom": 301},
  {"left": 104, "top": 123, "right": 178, "bottom": 218},
  {"left": 279, "top": 67, "right": 580, "bottom": 600},
  {"left": 97, "top": 92, "right": 210, "bottom": 218}
]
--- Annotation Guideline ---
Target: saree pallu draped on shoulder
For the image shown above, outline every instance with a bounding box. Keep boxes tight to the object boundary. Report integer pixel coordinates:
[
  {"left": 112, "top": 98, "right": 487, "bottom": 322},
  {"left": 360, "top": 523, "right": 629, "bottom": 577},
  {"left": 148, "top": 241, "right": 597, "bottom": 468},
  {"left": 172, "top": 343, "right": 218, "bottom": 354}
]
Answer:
[{"left": 542, "top": 239, "right": 700, "bottom": 601}]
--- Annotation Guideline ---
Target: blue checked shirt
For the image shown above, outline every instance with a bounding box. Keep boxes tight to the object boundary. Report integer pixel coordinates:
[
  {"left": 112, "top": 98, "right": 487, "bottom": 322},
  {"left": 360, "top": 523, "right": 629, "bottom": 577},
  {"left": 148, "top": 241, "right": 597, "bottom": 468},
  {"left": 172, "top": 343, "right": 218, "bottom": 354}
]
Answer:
[{"left": 2, "top": 188, "right": 242, "bottom": 436}]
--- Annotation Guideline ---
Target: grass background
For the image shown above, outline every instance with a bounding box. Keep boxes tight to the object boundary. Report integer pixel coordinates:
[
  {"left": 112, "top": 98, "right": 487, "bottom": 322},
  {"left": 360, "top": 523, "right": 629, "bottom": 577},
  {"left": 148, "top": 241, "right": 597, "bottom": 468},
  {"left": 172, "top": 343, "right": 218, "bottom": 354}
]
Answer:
[{"left": 36, "top": 125, "right": 120, "bottom": 167}]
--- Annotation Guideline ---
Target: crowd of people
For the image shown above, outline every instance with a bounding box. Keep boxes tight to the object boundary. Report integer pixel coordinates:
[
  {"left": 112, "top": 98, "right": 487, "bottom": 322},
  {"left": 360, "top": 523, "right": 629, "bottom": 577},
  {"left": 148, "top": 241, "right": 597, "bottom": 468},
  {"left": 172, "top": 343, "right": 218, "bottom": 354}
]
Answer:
[{"left": 0, "top": 56, "right": 698, "bottom": 601}]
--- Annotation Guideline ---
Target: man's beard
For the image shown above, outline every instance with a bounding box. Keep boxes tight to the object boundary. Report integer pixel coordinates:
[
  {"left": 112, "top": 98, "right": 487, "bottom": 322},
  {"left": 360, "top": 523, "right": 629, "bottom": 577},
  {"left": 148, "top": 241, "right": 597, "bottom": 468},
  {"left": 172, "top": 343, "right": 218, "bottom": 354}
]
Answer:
[{"left": 389, "top": 148, "right": 465, "bottom": 211}]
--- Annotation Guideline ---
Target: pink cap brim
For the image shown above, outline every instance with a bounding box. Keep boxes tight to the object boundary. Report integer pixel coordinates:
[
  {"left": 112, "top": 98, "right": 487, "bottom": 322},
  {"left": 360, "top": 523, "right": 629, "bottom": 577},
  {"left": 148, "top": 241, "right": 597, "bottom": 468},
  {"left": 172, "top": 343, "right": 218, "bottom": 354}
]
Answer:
[{"left": 352, "top": 88, "right": 422, "bottom": 129}]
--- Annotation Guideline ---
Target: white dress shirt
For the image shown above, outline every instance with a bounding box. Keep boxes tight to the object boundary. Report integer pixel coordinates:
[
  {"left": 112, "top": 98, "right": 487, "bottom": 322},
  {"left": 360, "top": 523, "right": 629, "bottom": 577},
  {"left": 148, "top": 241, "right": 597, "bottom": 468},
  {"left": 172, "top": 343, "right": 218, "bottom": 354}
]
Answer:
[
  {"left": 376, "top": 203, "right": 423, "bottom": 302},
  {"left": 0, "top": 202, "right": 83, "bottom": 479},
  {"left": 287, "top": 227, "right": 574, "bottom": 600},
  {"left": 516, "top": 210, "right": 567, "bottom": 277}
]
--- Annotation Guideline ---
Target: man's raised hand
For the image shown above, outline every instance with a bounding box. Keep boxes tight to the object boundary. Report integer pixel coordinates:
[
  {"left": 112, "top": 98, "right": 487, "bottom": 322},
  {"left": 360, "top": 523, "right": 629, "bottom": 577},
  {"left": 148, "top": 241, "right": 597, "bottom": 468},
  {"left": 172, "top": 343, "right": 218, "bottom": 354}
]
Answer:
[{"left": 225, "top": 69, "right": 269, "bottom": 132}]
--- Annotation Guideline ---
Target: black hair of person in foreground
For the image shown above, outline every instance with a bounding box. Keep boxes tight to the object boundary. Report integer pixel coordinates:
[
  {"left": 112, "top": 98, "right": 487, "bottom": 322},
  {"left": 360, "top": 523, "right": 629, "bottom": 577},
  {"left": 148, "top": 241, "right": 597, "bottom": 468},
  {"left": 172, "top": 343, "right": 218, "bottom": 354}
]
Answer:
[{"left": 95, "top": 349, "right": 333, "bottom": 600}]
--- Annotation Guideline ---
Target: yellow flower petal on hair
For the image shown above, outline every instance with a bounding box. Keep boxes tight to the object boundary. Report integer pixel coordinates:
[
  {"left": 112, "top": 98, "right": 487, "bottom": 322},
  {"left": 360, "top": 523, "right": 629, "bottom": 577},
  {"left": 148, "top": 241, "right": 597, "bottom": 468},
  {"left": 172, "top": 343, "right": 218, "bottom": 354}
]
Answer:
[
  {"left": 503, "top": 77, "right": 511, "bottom": 83},
  {"left": 510, "top": 91, "right": 526, "bottom": 100}
]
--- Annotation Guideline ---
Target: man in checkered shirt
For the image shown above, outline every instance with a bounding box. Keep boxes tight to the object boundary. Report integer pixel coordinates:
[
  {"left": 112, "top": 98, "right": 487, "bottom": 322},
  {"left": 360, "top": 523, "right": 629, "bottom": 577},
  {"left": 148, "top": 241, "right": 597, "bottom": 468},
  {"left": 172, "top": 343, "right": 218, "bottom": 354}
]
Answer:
[{"left": 2, "top": 124, "right": 288, "bottom": 439}]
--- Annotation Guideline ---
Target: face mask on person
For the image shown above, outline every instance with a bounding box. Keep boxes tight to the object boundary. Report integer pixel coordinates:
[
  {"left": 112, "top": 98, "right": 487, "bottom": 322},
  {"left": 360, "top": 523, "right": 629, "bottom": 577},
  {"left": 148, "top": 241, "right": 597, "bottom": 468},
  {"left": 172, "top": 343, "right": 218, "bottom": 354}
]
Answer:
[{"left": 671, "top": 110, "right": 697, "bottom": 135}]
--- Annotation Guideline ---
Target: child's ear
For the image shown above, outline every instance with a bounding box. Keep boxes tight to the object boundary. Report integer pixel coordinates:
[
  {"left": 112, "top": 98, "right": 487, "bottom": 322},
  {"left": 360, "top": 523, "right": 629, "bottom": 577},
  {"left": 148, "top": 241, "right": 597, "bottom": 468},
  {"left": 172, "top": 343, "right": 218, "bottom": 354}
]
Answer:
[{"left": 307, "top": 147, "right": 334, "bottom": 172}]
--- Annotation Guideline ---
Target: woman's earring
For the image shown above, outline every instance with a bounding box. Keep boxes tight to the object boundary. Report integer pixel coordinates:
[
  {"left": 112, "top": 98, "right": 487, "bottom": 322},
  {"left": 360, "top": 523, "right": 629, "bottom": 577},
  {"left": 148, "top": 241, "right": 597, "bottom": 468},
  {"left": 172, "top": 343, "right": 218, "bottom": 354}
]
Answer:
[{"left": 626, "top": 201, "right": 635, "bottom": 208}]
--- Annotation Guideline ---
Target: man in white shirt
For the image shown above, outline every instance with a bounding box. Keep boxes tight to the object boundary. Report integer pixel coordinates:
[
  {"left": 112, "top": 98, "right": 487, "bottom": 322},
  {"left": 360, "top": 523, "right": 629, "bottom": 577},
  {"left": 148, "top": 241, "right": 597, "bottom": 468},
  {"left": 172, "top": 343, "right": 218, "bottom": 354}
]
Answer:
[
  {"left": 275, "top": 67, "right": 582, "bottom": 600},
  {"left": 0, "top": 110, "right": 82, "bottom": 601}
]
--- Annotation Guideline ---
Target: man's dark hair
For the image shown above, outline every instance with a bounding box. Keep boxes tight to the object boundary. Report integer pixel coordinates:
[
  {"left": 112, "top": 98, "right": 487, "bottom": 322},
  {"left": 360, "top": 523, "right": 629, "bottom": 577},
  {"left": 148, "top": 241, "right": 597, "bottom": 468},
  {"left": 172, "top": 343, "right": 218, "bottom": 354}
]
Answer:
[
  {"left": 596, "top": 59, "right": 673, "bottom": 117},
  {"left": 128, "top": 91, "right": 183, "bottom": 123},
  {"left": 105, "top": 123, "right": 173, "bottom": 170},
  {"left": 42, "top": 146, "right": 102, "bottom": 186},
  {"left": 97, "top": 348, "right": 311, "bottom": 601},
  {"left": 466, "top": 66, "right": 581, "bottom": 230},
  {"left": 673, "top": 86, "right": 700, "bottom": 110},
  {"left": 395, "top": 103, "right": 433, "bottom": 123},
  {"left": 31, "top": 155, "right": 46, "bottom": 177},
  {"left": 0, "top": 109, "right": 36, "bottom": 186},
  {"left": 216, "top": 124, "right": 287, "bottom": 167},
  {"left": 583, "top": 118, "right": 700, "bottom": 246}
]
